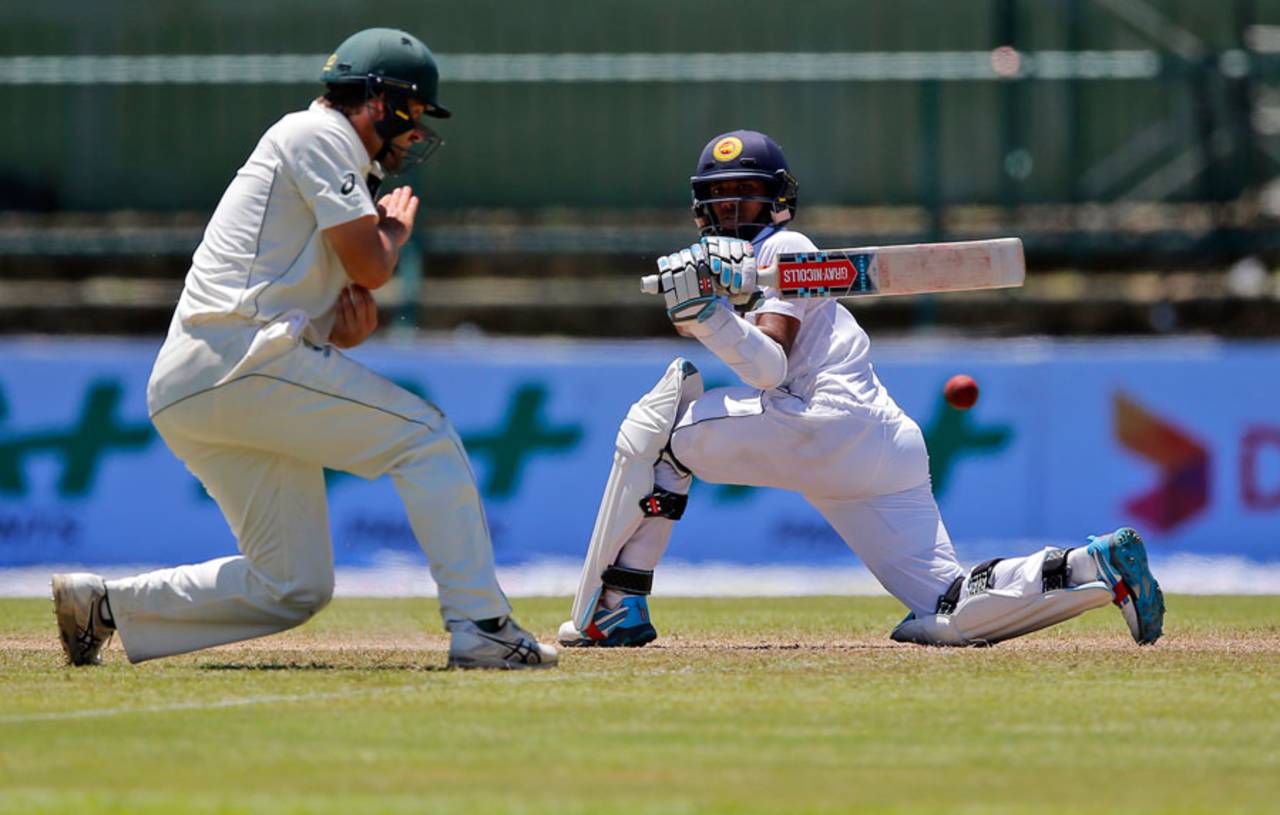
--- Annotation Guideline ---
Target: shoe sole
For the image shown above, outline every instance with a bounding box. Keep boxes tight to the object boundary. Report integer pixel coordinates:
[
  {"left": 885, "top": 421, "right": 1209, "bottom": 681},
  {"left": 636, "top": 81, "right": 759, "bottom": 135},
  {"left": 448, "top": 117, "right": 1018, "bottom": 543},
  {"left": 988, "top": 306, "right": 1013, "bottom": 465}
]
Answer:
[
  {"left": 446, "top": 656, "right": 558, "bottom": 670},
  {"left": 1101, "top": 527, "right": 1166, "bottom": 645},
  {"left": 50, "top": 575, "right": 90, "bottom": 666},
  {"left": 560, "top": 625, "right": 657, "bottom": 648},
  {"left": 559, "top": 637, "right": 598, "bottom": 648}
]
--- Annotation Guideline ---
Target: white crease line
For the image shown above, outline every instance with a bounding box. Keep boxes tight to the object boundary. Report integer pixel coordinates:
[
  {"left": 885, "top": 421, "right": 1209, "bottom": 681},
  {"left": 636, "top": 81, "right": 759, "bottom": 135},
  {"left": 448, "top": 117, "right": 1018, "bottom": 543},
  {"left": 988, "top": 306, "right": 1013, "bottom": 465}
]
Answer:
[
  {"left": 0, "top": 684, "right": 423, "bottom": 724},
  {"left": 0, "top": 668, "right": 654, "bottom": 725}
]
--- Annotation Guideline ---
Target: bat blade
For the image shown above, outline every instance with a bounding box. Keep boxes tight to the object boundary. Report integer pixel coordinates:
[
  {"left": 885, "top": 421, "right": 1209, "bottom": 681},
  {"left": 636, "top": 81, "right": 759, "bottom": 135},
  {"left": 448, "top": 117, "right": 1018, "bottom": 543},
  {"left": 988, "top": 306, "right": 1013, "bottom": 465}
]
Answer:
[{"left": 762, "top": 237, "right": 1024, "bottom": 299}]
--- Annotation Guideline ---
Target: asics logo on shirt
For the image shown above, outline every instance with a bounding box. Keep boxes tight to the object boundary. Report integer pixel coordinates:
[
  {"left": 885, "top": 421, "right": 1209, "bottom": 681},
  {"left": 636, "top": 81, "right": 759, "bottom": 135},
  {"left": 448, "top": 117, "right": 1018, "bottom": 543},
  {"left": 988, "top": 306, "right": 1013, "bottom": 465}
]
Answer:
[{"left": 340, "top": 173, "right": 357, "bottom": 195}]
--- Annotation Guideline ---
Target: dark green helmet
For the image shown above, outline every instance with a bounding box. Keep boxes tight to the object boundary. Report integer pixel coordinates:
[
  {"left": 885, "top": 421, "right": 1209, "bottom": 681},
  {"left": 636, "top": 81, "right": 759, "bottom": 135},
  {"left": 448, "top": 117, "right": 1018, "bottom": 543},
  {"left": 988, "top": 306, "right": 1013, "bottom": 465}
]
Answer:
[{"left": 321, "top": 28, "right": 451, "bottom": 119}]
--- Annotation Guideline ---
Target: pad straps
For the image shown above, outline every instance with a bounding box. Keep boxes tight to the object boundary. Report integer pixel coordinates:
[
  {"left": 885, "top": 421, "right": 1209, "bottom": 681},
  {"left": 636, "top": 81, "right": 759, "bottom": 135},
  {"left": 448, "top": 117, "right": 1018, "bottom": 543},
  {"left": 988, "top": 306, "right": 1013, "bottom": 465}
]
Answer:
[
  {"left": 936, "top": 549, "right": 1072, "bottom": 617},
  {"left": 1041, "top": 548, "right": 1070, "bottom": 592},
  {"left": 638, "top": 486, "right": 687, "bottom": 520},
  {"left": 601, "top": 565, "right": 654, "bottom": 596},
  {"left": 967, "top": 558, "right": 1002, "bottom": 593},
  {"left": 936, "top": 575, "right": 964, "bottom": 614},
  {"left": 936, "top": 557, "right": 1003, "bottom": 614}
]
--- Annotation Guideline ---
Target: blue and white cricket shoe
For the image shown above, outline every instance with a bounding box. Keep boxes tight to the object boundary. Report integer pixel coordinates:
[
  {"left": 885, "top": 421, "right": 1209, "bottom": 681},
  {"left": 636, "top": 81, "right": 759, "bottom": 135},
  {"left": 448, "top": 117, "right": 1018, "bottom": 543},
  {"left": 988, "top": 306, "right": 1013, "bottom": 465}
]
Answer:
[
  {"left": 1085, "top": 527, "right": 1165, "bottom": 645},
  {"left": 557, "top": 596, "right": 658, "bottom": 648}
]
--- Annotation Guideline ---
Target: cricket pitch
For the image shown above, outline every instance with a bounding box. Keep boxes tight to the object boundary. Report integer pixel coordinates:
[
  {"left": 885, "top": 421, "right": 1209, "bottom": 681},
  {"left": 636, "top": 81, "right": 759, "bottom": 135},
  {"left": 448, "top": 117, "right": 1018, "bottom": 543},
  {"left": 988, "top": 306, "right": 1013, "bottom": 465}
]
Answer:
[{"left": 1, "top": 595, "right": 1277, "bottom": 814}]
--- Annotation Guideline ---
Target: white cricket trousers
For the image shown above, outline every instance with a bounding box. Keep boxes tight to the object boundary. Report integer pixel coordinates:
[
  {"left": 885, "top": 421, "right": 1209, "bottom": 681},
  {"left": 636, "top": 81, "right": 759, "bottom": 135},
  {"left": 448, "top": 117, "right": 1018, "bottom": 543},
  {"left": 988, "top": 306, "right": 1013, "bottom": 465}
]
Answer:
[
  {"left": 670, "top": 387, "right": 965, "bottom": 615},
  {"left": 106, "top": 341, "right": 510, "bottom": 663}
]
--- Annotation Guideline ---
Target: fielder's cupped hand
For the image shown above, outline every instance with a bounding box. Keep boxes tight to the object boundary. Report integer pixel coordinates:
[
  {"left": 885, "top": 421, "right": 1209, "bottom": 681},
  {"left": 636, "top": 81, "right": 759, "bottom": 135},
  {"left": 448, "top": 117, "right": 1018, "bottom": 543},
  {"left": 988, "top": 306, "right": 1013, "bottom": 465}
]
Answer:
[
  {"left": 377, "top": 185, "right": 419, "bottom": 247},
  {"left": 656, "top": 243, "right": 720, "bottom": 324},
  {"left": 700, "top": 236, "right": 758, "bottom": 304},
  {"left": 329, "top": 284, "right": 379, "bottom": 349}
]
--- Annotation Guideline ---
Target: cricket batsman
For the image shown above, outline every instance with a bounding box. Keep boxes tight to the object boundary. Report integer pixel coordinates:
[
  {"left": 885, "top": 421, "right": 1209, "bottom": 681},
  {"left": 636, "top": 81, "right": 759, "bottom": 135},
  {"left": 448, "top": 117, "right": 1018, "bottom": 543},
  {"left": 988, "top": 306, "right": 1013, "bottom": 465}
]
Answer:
[
  {"left": 558, "top": 129, "right": 1166, "bottom": 649},
  {"left": 51, "top": 28, "right": 557, "bottom": 669}
]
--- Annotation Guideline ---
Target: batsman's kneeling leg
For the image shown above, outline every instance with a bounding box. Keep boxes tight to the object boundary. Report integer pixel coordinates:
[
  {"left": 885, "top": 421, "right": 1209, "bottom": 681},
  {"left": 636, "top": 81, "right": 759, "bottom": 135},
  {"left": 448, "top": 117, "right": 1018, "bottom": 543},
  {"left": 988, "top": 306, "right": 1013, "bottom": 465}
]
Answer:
[
  {"left": 566, "top": 358, "right": 703, "bottom": 633},
  {"left": 890, "top": 550, "right": 1113, "bottom": 646}
]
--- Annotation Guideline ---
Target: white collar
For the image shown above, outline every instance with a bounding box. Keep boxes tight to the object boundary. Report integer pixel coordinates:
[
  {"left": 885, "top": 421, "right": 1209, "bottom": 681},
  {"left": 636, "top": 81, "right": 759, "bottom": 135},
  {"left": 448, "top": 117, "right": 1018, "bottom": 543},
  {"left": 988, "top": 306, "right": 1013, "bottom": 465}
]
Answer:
[{"left": 309, "top": 99, "right": 375, "bottom": 173}]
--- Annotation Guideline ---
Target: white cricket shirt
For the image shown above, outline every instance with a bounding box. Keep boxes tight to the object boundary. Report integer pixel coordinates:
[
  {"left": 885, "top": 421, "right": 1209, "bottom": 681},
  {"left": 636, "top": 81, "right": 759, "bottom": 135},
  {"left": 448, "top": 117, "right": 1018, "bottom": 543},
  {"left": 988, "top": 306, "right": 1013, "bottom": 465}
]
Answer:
[
  {"left": 148, "top": 100, "right": 377, "bottom": 415},
  {"left": 749, "top": 229, "right": 903, "bottom": 414}
]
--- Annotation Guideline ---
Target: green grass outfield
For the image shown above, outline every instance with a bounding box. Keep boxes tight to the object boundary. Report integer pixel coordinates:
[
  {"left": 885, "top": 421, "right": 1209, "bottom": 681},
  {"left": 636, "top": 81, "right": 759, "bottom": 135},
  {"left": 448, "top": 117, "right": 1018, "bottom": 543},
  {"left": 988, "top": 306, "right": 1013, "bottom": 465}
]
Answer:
[{"left": 2, "top": 595, "right": 1278, "bottom": 815}]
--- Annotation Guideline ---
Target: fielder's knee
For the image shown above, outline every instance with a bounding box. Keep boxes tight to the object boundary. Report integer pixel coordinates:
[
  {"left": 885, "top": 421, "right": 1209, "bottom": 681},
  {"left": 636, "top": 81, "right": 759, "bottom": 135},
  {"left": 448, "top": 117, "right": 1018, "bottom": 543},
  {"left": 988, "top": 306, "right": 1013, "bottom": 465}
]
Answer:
[{"left": 275, "top": 573, "right": 335, "bottom": 616}]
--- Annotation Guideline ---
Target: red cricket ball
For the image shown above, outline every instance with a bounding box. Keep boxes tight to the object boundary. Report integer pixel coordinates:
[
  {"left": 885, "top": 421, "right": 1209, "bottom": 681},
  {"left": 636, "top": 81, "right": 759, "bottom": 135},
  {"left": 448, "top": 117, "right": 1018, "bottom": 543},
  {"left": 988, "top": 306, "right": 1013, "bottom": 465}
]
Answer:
[{"left": 944, "top": 374, "right": 979, "bottom": 410}]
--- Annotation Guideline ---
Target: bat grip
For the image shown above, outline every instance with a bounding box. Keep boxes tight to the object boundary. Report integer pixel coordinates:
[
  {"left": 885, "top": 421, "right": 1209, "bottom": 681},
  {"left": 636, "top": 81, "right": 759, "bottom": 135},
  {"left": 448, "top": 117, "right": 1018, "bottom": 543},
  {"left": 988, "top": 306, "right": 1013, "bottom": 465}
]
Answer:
[{"left": 642, "top": 266, "right": 779, "bottom": 295}]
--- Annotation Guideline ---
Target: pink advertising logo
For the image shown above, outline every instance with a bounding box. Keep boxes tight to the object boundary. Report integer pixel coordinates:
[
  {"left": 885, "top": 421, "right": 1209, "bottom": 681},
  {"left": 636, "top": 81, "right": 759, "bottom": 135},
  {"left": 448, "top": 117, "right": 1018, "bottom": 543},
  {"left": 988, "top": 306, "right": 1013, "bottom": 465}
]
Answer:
[{"left": 1114, "top": 393, "right": 1210, "bottom": 532}]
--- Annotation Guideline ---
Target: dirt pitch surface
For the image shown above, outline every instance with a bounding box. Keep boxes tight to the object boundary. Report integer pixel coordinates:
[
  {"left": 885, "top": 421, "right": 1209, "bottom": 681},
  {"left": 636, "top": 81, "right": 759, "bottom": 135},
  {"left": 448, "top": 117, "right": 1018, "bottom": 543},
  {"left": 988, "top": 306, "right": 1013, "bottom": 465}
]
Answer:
[{"left": 2, "top": 595, "right": 1278, "bottom": 814}]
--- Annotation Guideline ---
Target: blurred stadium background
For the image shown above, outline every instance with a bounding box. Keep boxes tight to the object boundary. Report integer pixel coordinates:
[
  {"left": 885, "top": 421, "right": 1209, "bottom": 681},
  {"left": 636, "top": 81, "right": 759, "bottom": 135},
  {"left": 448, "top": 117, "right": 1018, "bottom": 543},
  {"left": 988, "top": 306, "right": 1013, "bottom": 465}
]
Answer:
[{"left": 3, "top": 0, "right": 1279, "bottom": 593}]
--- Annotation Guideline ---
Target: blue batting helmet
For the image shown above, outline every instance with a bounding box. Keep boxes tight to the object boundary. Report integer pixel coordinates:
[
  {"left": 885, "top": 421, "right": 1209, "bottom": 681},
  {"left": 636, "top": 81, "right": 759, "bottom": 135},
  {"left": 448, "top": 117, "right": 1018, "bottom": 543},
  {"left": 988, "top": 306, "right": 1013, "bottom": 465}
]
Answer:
[{"left": 690, "top": 130, "right": 798, "bottom": 239}]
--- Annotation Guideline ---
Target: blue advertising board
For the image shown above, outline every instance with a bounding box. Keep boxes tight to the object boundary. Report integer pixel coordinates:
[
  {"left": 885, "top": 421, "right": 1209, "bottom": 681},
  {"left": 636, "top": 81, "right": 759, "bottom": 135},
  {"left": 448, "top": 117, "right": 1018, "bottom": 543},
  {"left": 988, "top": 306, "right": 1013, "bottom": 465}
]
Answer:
[{"left": 1, "top": 336, "right": 1277, "bottom": 571}]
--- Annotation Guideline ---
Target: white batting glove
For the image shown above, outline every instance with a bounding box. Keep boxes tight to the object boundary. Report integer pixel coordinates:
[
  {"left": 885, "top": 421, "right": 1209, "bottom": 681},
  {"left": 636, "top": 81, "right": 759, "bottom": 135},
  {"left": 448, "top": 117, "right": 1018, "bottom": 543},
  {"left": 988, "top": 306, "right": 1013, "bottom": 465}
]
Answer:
[
  {"left": 700, "top": 236, "right": 758, "bottom": 305},
  {"left": 655, "top": 243, "right": 720, "bottom": 324}
]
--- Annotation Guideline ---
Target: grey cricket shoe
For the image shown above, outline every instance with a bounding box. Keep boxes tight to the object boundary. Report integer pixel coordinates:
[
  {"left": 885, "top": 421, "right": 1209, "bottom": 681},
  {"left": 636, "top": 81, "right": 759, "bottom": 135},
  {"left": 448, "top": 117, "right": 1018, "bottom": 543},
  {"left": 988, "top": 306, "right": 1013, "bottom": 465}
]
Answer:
[
  {"left": 446, "top": 617, "right": 559, "bottom": 670},
  {"left": 51, "top": 572, "right": 114, "bottom": 666}
]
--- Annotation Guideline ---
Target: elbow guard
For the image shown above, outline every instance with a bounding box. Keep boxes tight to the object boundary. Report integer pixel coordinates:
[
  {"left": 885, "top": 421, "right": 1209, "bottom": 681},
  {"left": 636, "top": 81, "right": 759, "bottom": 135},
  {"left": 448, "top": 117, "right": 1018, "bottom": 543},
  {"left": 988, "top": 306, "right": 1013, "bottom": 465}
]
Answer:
[{"left": 685, "top": 303, "right": 788, "bottom": 389}]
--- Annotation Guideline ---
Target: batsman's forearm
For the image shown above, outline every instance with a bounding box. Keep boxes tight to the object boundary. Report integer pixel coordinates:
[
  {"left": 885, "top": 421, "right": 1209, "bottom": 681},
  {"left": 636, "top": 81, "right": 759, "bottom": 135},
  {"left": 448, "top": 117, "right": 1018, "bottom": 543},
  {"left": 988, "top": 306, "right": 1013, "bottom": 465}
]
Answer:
[{"left": 685, "top": 304, "right": 787, "bottom": 390}]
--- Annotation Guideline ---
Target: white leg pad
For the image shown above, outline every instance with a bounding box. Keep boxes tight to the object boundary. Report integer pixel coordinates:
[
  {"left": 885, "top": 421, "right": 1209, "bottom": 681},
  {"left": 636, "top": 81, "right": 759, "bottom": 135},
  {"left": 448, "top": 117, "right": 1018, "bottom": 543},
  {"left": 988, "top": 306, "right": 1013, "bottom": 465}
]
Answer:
[
  {"left": 890, "top": 582, "right": 1113, "bottom": 646},
  {"left": 569, "top": 358, "right": 703, "bottom": 630}
]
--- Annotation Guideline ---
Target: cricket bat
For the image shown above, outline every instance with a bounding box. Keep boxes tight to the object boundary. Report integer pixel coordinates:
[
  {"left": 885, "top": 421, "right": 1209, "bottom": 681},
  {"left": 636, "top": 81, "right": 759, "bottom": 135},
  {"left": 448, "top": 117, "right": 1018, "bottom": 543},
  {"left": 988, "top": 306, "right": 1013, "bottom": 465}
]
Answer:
[{"left": 641, "top": 238, "right": 1024, "bottom": 300}]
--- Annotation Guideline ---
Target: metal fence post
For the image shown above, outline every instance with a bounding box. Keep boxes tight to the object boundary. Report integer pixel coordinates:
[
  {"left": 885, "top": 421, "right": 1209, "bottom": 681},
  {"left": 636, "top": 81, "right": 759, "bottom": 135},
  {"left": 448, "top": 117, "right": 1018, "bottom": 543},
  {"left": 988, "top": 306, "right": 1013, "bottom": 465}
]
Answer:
[{"left": 920, "top": 79, "right": 944, "bottom": 241}]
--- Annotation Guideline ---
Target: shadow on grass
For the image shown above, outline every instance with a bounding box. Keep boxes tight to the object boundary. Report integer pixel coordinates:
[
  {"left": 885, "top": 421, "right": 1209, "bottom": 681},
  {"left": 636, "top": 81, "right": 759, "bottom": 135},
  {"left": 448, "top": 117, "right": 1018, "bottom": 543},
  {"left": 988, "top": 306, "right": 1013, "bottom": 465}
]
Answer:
[
  {"left": 651, "top": 641, "right": 902, "bottom": 651},
  {"left": 199, "top": 661, "right": 452, "bottom": 672}
]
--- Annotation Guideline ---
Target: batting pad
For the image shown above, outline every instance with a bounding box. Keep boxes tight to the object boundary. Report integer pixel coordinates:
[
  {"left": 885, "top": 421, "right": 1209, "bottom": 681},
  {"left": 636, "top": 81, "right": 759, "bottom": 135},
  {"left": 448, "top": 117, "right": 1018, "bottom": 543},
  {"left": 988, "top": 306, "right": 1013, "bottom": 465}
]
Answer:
[
  {"left": 569, "top": 358, "right": 703, "bottom": 630},
  {"left": 889, "top": 582, "right": 1113, "bottom": 646}
]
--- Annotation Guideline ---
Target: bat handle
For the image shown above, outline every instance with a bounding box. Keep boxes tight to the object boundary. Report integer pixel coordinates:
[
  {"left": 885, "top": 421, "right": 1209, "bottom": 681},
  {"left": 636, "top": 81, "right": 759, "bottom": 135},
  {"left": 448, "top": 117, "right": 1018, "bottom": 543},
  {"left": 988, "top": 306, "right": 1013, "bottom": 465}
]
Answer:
[
  {"left": 642, "top": 267, "right": 779, "bottom": 295},
  {"left": 640, "top": 262, "right": 778, "bottom": 294},
  {"left": 756, "top": 265, "right": 777, "bottom": 289}
]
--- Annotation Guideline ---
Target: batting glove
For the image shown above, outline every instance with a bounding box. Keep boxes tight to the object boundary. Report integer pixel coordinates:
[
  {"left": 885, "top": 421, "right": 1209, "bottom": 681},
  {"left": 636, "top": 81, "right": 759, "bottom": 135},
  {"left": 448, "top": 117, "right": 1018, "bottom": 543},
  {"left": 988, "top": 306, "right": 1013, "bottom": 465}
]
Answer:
[
  {"left": 700, "top": 236, "right": 758, "bottom": 305},
  {"left": 656, "top": 243, "right": 721, "bottom": 324}
]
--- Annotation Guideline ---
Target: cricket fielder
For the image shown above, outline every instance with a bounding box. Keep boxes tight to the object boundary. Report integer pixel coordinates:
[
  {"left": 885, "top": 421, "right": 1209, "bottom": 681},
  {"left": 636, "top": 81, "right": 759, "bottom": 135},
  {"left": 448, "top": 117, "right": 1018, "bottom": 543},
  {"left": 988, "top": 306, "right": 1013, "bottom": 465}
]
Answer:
[
  {"left": 52, "top": 28, "right": 557, "bottom": 669},
  {"left": 559, "top": 130, "right": 1165, "bottom": 649}
]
